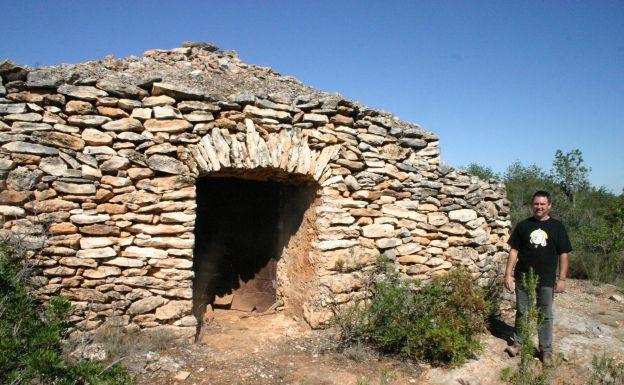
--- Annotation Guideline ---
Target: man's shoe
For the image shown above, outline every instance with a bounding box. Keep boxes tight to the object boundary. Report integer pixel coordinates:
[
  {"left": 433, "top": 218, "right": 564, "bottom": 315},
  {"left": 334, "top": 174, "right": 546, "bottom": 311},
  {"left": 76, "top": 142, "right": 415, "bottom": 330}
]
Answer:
[
  {"left": 541, "top": 352, "right": 554, "bottom": 366},
  {"left": 505, "top": 344, "right": 521, "bottom": 357}
]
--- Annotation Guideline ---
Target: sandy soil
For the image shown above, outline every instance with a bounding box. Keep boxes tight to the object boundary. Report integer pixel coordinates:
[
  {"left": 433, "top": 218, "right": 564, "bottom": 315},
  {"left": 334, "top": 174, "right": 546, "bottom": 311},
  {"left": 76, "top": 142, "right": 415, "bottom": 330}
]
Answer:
[{"left": 130, "top": 279, "right": 623, "bottom": 385}]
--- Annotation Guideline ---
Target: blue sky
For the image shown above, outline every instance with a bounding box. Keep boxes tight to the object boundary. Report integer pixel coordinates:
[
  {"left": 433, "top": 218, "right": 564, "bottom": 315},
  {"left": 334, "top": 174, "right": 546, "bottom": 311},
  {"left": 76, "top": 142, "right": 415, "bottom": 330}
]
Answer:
[{"left": 1, "top": 1, "right": 622, "bottom": 192}]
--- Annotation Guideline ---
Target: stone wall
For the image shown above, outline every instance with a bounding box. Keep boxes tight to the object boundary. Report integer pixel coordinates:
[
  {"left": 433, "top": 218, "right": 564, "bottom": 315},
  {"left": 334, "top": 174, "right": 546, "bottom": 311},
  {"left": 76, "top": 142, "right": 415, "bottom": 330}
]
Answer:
[{"left": 0, "top": 46, "right": 511, "bottom": 337}]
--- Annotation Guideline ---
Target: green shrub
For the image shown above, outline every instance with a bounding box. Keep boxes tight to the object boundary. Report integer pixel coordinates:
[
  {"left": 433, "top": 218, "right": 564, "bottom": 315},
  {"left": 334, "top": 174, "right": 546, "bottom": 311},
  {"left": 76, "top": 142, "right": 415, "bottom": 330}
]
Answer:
[
  {"left": 0, "top": 242, "right": 135, "bottom": 385},
  {"left": 335, "top": 265, "right": 489, "bottom": 367},
  {"left": 589, "top": 353, "right": 624, "bottom": 385}
]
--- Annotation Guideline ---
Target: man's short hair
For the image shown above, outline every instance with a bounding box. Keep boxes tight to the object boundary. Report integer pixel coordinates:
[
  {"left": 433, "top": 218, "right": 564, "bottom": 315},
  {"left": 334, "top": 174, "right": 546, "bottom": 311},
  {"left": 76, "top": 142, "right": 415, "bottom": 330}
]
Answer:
[{"left": 532, "top": 190, "right": 551, "bottom": 203}]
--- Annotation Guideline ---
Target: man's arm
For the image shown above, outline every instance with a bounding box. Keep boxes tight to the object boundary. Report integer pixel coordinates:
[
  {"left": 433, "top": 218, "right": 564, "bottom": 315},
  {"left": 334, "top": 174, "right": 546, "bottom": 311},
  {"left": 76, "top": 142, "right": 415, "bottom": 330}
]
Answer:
[
  {"left": 504, "top": 248, "right": 519, "bottom": 292},
  {"left": 555, "top": 252, "right": 569, "bottom": 293}
]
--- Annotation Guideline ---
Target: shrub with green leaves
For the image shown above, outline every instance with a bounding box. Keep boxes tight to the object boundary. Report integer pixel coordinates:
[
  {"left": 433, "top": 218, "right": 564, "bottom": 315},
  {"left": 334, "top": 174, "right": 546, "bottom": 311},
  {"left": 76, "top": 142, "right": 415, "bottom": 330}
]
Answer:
[
  {"left": 335, "top": 266, "right": 489, "bottom": 367},
  {"left": 0, "top": 242, "right": 134, "bottom": 385},
  {"left": 589, "top": 353, "right": 624, "bottom": 385}
]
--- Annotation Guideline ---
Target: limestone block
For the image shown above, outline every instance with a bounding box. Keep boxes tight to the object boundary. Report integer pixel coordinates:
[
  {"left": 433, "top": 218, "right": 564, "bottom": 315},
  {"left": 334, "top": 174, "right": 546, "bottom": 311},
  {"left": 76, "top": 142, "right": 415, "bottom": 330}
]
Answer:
[
  {"left": 127, "top": 168, "right": 154, "bottom": 180},
  {"left": 122, "top": 246, "right": 168, "bottom": 259},
  {"left": 381, "top": 204, "right": 426, "bottom": 222},
  {"left": 243, "top": 105, "right": 290, "bottom": 121},
  {"left": 162, "top": 187, "right": 195, "bottom": 200},
  {"left": 83, "top": 146, "right": 116, "bottom": 156},
  {"left": 53, "top": 182, "right": 96, "bottom": 195},
  {"left": 43, "top": 266, "right": 76, "bottom": 276},
  {"left": 70, "top": 213, "right": 110, "bottom": 225},
  {"left": 136, "top": 175, "right": 194, "bottom": 193},
  {"left": 427, "top": 212, "right": 449, "bottom": 226},
  {"left": 48, "top": 222, "right": 77, "bottom": 235},
  {"left": 66, "top": 100, "right": 95, "bottom": 114},
  {"left": 0, "top": 103, "right": 27, "bottom": 114},
  {"left": 128, "top": 296, "right": 167, "bottom": 315},
  {"left": 375, "top": 238, "right": 401, "bottom": 249},
  {"left": 320, "top": 273, "right": 363, "bottom": 294},
  {"left": 76, "top": 247, "right": 117, "bottom": 259},
  {"left": 396, "top": 242, "right": 422, "bottom": 255},
  {"left": 303, "top": 113, "right": 329, "bottom": 125},
  {"left": 0, "top": 205, "right": 25, "bottom": 216},
  {"left": 144, "top": 119, "right": 192, "bottom": 133},
  {"left": 79, "top": 224, "right": 120, "bottom": 236},
  {"left": 146, "top": 154, "right": 187, "bottom": 175},
  {"left": 449, "top": 209, "right": 478, "bottom": 223},
  {"left": 148, "top": 258, "right": 193, "bottom": 269},
  {"left": 133, "top": 237, "right": 194, "bottom": 249},
  {"left": 131, "top": 108, "right": 152, "bottom": 120},
  {"left": 152, "top": 82, "right": 204, "bottom": 100},
  {"left": 97, "top": 106, "right": 129, "bottom": 118},
  {"left": 61, "top": 288, "right": 109, "bottom": 303},
  {"left": 25, "top": 198, "right": 79, "bottom": 213},
  {"left": 80, "top": 237, "right": 115, "bottom": 249},
  {"left": 154, "top": 300, "right": 192, "bottom": 320},
  {"left": 153, "top": 268, "right": 193, "bottom": 280},
  {"left": 142, "top": 95, "right": 176, "bottom": 107},
  {"left": 397, "top": 255, "right": 428, "bottom": 264},
  {"left": 81, "top": 128, "right": 113, "bottom": 146},
  {"left": 153, "top": 105, "right": 182, "bottom": 119},
  {"left": 100, "top": 175, "right": 132, "bottom": 188},
  {"left": 160, "top": 212, "right": 196, "bottom": 223},
  {"left": 82, "top": 266, "right": 121, "bottom": 279},
  {"left": 361, "top": 223, "right": 394, "bottom": 238},
  {"left": 101, "top": 156, "right": 131, "bottom": 172},
  {"left": 312, "top": 240, "right": 358, "bottom": 251},
  {"left": 439, "top": 222, "right": 468, "bottom": 236},
  {"left": 59, "top": 257, "right": 97, "bottom": 268},
  {"left": 104, "top": 257, "right": 145, "bottom": 268},
  {"left": 67, "top": 115, "right": 112, "bottom": 127},
  {"left": 2, "top": 141, "right": 58, "bottom": 155},
  {"left": 426, "top": 257, "right": 445, "bottom": 267},
  {"left": 96, "top": 79, "right": 145, "bottom": 99},
  {"left": 166, "top": 288, "right": 193, "bottom": 299},
  {"left": 58, "top": 85, "right": 108, "bottom": 101}
]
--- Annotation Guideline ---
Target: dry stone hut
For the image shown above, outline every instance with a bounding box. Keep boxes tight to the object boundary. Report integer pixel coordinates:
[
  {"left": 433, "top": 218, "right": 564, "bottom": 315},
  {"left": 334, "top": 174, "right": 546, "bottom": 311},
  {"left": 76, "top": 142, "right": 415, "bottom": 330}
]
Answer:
[{"left": 0, "top": 43, "right": 511, "bottom": 338}]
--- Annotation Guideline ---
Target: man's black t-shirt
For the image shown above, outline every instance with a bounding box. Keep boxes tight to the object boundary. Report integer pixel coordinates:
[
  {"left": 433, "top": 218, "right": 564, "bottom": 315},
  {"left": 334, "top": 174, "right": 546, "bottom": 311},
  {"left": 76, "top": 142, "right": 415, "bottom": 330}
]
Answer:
[{"left": 508, "top": 216, "right": 572, "bottom": 287}]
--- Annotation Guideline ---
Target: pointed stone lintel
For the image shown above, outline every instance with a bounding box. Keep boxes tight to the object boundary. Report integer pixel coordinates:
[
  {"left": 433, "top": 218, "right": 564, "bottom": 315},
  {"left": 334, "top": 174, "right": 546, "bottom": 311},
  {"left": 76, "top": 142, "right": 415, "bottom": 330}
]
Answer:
[
  {"left": 296, "top": 138, "right": 312, "bottom": 175},
  {"left": 318, "top": 167, "right": 334, "bottom": 184},
  {"left": 314, "top": 145, "right": 339, "bottom": 180},
  {"left": 190, "top": 145, "right": 210, "bottom": 173},
  {"left": 229, "top": 134, "right": 245, "bottom": 168},
  {"left": 278, "top": 129, "right": 293, "bottom": 170},
  {"left": 308, "top": 149, "right": 319, "bottom": 177},
  {"left": 211, "top": 127, "right": 231, "bottom": 168},
  {"left": 244, "top": 118, "right": 255, "bottom": 133},
  {"left": 266, "top": 133, "right": 281, "bottom": 169},
  {"left": 200, "top": 135, "right": 221, "bottom": 171},
  {"left": 245, "top": 131, "right": 259, "bottom": 169},
  {"left": 286, "top": 127, "right": 303, "bottom": 173},
  {"left": 256, "top": 135, "right": 272, "bottom": 168}
]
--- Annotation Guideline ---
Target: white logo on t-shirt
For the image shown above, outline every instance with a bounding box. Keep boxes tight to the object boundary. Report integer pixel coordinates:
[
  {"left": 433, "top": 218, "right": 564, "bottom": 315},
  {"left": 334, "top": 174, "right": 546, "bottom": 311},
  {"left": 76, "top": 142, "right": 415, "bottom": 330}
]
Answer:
[{"left": 529, "top": 229, "right": 548, "bottom": 248}]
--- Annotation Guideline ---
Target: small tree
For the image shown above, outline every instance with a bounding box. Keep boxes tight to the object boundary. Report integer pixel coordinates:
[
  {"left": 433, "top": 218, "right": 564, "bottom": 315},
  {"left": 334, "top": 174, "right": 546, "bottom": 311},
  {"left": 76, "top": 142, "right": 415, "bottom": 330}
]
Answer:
[
  {"left": 551, "top": 149, "right": 591, "bottom": 204},
  {"left": 464, "top": 163, "right": 500, "bottom": 181}
]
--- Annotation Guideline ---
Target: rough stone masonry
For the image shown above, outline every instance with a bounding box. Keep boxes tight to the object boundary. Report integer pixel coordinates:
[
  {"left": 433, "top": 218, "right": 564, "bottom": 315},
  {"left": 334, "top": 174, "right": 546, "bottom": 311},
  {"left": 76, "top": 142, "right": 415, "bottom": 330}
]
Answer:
[{"left": 0, "top": 43, "right": 511, "bottom": 339}]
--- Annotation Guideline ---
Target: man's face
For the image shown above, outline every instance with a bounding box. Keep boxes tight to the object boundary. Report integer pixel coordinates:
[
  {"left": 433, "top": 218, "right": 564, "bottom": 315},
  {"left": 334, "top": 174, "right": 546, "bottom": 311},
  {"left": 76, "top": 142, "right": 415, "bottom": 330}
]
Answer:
[{"left": 532, "top": 196, "right": 552, "bottom": 220}]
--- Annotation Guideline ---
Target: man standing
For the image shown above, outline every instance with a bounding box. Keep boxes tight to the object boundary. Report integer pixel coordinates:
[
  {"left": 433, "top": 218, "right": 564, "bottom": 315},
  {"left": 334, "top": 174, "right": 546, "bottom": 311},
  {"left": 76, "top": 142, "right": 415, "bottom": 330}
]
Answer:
[{"left": 504, "top": 190, "right": 572, "bottom": 364}]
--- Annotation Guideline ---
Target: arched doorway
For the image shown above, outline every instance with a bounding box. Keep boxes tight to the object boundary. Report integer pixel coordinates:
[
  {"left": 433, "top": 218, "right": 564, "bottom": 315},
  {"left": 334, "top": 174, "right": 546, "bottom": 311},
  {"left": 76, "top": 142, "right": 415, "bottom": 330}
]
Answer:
[{"left": 192, "top": 171, "right": 318, "bottom": 325}]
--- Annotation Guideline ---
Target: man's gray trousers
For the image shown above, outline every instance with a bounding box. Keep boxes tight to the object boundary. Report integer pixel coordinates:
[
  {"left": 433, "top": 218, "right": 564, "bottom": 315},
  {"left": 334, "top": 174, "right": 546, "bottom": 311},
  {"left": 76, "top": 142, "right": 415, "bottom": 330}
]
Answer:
[{"left": 514, "top": 286, "right": 554, "bottom": 354}]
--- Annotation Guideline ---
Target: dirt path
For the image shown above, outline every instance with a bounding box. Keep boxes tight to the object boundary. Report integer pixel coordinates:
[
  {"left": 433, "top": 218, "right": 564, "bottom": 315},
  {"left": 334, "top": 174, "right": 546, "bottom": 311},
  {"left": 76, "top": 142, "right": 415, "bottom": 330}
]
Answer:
[{"left": 131, "top": 280, "right": 623, "bottom": 385}]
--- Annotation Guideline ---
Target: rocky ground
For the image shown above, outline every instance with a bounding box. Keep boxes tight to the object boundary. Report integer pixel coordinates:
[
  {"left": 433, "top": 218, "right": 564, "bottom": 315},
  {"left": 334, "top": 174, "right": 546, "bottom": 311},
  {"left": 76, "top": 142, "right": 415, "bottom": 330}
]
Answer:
[{"left": 84, "top": 279, "right": 622, "bottom": 385}]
